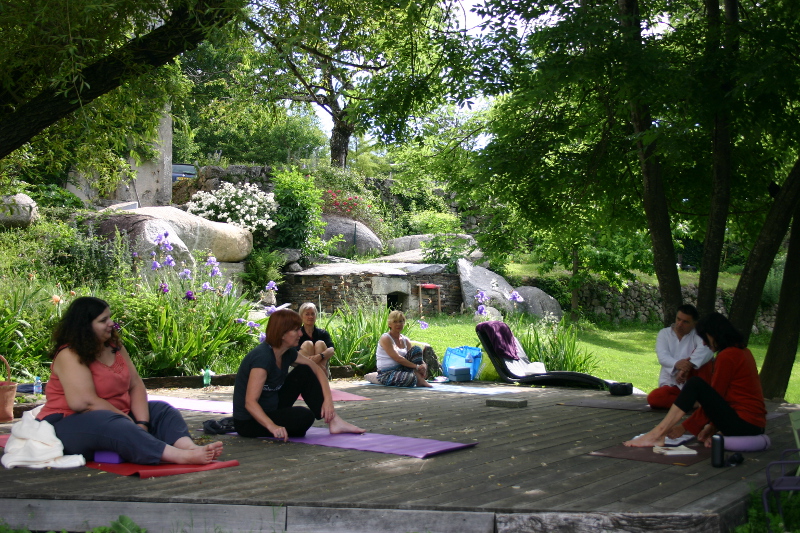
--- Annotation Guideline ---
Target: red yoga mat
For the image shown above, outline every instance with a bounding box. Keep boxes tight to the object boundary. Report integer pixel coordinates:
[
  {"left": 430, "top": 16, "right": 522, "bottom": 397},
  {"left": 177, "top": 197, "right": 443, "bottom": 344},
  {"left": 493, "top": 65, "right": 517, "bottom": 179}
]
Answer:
[
  {"left": 86, "top": 459, "right": 239, "bottom": 478},
  {"left": 0, "top": 433, "right": 9, "bottom": 447}
]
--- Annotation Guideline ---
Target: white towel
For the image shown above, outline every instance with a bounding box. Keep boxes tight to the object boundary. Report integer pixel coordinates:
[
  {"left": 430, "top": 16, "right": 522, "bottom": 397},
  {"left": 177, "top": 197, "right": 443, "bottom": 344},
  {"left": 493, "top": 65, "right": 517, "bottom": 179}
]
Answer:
[{"left": 1, "top": 406, "right": 85, "bottom": 469}]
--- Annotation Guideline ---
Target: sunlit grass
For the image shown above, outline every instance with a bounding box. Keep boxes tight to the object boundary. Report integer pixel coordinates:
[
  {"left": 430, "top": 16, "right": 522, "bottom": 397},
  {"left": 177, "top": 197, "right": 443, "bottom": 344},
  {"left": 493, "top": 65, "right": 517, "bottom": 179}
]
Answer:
[
  {"left": 383, "top": 314, "right": 800, "bottom": 403},
  {"left": 505, "top": 262, "right": 741, "bottom": 291}
]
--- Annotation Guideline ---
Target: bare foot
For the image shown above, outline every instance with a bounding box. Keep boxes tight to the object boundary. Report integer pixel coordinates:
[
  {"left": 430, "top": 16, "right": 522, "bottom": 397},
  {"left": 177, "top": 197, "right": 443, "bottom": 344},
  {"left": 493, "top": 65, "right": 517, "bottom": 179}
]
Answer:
[
  {"left": 173, "top": 437, "right": 224, "bottom": 459},
  {"left": 328, "top": 414, "right": 365, "bottom": 434},
  {"left": 623, "top": 430, "right": 665, "bottom": 448},
  {"left": 162, "top": 442, "right": 222, "bottom": 464},
  {"left": 416, "top": 377, "right": 433, "bottom": 387}
]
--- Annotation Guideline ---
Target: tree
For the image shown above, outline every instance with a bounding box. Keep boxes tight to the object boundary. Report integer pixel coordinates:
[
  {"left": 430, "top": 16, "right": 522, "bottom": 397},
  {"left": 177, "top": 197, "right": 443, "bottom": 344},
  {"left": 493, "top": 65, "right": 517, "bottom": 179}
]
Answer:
[
  {"left": 243, "top": 0, "right": 460, "bottom": 167},
  {"left": 174, "top": 39, "right": 327, "bottom": 165},
  {"left": 0, "top": 0, "right": 246, "bottom": 161}
]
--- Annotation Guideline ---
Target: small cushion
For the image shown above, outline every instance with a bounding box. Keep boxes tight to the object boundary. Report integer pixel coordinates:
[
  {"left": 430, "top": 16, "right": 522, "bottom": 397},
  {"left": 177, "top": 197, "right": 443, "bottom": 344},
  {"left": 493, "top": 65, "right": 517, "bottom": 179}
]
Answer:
[
  {"left": 722, "top": 434, "right": 771, "bottom": 452},
  {"left": 94, "top": 450, "right": 123, "bottom": 463}
]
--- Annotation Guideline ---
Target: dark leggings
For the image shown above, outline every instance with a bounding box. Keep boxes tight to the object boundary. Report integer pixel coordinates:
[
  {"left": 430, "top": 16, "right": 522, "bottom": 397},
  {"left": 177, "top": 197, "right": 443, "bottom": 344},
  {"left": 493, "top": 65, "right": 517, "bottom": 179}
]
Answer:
[
  {"left": 674, "top": 376, "right": 764, "bottom": 436},
  {"left": 234, "top": 365, "right": 324, "bottom": 438}
]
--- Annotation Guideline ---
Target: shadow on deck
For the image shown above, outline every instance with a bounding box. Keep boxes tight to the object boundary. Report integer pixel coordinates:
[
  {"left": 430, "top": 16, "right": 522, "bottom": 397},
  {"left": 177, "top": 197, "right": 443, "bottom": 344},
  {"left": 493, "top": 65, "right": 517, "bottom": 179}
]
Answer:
[{"left": 0, "top": 382, "right": 795, "bottom": 533}]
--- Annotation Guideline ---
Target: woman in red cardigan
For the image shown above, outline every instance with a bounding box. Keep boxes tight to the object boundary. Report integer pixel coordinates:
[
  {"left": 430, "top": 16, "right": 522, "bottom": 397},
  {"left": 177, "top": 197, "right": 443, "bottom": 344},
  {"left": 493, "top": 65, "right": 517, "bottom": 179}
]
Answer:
[{"left": 624, "top": 312, "right": 766, "bottom": 448}]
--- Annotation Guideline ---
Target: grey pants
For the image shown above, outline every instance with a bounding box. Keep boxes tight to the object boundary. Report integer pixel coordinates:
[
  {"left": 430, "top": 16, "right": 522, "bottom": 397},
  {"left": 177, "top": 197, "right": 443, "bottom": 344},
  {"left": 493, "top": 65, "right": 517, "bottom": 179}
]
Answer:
[{"left": 42, "top": 400, "right": 191, "bottom": 464}]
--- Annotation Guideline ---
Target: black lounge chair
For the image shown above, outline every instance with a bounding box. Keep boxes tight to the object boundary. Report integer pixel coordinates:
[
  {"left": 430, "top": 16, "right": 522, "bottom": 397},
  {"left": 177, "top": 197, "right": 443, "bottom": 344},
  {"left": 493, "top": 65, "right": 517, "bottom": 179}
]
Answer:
[{"left": 476, "top": 320, "right": 610, "bottom": 390}]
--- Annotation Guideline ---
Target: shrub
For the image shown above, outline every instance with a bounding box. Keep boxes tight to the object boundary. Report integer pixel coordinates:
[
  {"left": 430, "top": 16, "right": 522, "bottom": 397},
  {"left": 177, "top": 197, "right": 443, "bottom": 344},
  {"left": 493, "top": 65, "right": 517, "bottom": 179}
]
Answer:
[
  {"left": 407, "top": 210, "right": 461, "bottom": 235},
  {"left": 421, "top": 234, "right": 475, "bottom": 273},
  {"left": 186, "top": 182, "right": 277, "bottom": 245},
  {"left": 324, "top": 303, "right": 392, "bottom": 372},
  {"left": 509, "top": 314, "right": 599, "bottom": 374},
  {"left": 761, "top": 255, "right": 785, "bottom": 307},
  {"left": 240, "top": 248, "right": 285, "bottom": 298},
  {"left": 271, "top": 168, "right": 327, "bottom": 256}
]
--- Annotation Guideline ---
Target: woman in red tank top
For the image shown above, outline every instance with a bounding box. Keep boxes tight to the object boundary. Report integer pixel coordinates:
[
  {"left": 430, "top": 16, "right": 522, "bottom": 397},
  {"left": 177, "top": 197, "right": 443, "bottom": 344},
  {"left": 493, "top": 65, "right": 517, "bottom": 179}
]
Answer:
[{"left": 38, "top": 296, "right": 224, "bottom": 465}]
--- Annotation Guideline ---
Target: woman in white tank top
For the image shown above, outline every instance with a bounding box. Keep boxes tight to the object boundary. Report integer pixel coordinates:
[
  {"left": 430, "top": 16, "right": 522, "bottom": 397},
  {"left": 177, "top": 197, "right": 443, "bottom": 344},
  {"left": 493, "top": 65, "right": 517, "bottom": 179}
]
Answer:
[{"left": 375, "top": 310, "right": 432, "bottom": 387}]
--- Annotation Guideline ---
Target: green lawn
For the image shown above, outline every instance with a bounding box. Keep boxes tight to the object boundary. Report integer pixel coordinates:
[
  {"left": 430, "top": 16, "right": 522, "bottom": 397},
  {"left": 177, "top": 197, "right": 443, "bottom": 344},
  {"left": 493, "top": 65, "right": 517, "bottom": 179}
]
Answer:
[{"left": 408, "top": 315, "right": 800, "bottom": 403}]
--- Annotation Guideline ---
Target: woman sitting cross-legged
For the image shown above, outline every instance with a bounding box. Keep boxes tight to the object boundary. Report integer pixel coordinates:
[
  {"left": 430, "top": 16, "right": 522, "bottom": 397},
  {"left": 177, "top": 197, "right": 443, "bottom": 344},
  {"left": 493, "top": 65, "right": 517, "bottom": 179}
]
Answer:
[
  {"left": 375, "top": 310, "right": 431, "bottom": 388},
  {"left": 624, "top": 312, "right": 767, "bottom": 448},
  {"left": 297, "top": 302, "right": 335, "bottom": 376},
  {"left": 232, "top": 309, "right": 364, "bottom": 440},
  {"left": 38, "top": 297, "right": 223, "bottom": 465}
]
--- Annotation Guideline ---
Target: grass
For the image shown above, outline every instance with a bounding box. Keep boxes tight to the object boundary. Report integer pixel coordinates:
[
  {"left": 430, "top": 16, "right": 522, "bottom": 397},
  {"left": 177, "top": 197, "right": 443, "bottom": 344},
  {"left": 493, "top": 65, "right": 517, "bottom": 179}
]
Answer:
[
  {"left": 396, "top": 314, "right": 800, "bottom": 403},
  {"left": 505, "top": 262, "right": 742, "bottom": 291}
]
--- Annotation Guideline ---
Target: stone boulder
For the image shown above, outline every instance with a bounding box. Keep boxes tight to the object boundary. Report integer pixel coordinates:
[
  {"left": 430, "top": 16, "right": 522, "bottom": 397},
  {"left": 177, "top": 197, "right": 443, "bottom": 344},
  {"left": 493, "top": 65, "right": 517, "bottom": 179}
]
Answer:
[
  {"left": 322, "top": 214, "right": 382, "bottom": 256},
  {"left": 513, "top": 286, "right": 563, "bottom": 320},
  {"left": 472, "top": 305, "right": 503, "bottom": 321},
  {"left": 94, "top": 213, "right": 194, "bottom": 267},
  {"left": 387, "top": 233, "right": 476, "bottom": 253},
  {"left": 125, "top": 206, "right": 252, "bottom": 262},
  {"left": 0, "top": 194, "right": 39, "bottom": 229},
  {"left": 457, "top": 258, "right": 516, "bottom": 313}
]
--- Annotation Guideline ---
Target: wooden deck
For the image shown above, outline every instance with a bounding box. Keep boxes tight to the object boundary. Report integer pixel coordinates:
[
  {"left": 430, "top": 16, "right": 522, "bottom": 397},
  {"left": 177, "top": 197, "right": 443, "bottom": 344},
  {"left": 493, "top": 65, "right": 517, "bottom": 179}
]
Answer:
[{"left": 0, "top": 382, "right": 796, "bottom": 533}]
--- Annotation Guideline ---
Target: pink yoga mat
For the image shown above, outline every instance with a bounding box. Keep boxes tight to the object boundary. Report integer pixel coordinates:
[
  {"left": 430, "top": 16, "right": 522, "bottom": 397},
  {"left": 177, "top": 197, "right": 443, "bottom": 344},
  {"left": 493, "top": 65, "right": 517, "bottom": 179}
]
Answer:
[
  {"left": 149, "top": 389, "right": 369, "bottom": 414},
  {"left": 86, "top": 459, "right": 240, "bottom": 478},
  {"left": 265, "top": 427, "right": 477, "bottom": 458}
]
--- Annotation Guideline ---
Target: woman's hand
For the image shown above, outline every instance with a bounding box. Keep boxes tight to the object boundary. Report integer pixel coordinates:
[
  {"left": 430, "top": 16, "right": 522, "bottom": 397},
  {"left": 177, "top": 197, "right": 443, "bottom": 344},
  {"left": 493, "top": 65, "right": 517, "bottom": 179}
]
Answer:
[
  {"left": 416, "top": 362, "right": 428, "bottom": 379},
  {"left": 320, "top": 399, "right": 335, "bottom": 424},
  {"left": 697, "top": 423, "right": 717, "bottom": 447},
  {"left": 269, "top": 424, "right": 289, "bottom": 442},
  {"left": 666, "top": 423, "right": 685, "bottom": 439}
]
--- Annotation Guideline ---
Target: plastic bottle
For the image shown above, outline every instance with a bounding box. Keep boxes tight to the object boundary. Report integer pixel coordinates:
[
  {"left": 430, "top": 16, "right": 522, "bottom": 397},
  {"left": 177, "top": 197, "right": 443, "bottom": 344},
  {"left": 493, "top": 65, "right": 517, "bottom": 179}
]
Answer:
[
  {"left": 465, "top": 352, "right": 473, "bottom": 363},
  {"left": 711, "top": 435, "right": 725, "bottom": 467},
  {"left": 33, "top": 376, "right": 42, "bottom": 395},
  {"left": 203, "top": 368, "right": 211, "bottom": 387}
]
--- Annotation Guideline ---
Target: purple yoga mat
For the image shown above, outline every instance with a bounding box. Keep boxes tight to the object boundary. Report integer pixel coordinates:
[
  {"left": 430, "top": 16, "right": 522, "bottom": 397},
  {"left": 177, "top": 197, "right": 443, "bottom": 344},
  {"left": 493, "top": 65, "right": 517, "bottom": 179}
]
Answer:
[{"left": 266, "top": 427, "right": 477, "bottom": 458}]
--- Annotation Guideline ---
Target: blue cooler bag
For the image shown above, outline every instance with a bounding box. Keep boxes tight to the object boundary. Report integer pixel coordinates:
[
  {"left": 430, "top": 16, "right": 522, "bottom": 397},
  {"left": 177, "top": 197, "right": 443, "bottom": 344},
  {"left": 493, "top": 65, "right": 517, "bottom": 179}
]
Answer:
[{"left": 442, "top": 346, "right": 482, "bottom": 380}]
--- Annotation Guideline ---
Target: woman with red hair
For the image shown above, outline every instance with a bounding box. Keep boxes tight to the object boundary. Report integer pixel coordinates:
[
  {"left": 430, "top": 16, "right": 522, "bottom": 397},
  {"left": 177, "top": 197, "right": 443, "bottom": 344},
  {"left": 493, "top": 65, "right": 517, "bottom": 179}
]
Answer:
[{"left": 232, "top": 309, "right": 364, "bottom": 440}]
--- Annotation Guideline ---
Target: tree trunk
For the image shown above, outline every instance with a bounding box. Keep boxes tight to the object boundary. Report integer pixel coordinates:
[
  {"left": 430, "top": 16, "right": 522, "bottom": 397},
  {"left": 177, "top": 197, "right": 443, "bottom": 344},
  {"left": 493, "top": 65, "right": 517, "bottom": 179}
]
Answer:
[
  {"left": 696, "top": 0, "right": 737, "bottom": 318},
  {"left": 759, "top": 202, "right": 800, "bottom": 400},
  {"left": 0, "top": 0, "right": 242, "bottom": 160},
  {"left": 617, "top": 0, "right": 682, "bottom": 326},
  {"left": 330, "top": 116, "right": 354, "bottom": 168},
  {"left": 729, "top": 156, "right": 800, "bottom": 341}
]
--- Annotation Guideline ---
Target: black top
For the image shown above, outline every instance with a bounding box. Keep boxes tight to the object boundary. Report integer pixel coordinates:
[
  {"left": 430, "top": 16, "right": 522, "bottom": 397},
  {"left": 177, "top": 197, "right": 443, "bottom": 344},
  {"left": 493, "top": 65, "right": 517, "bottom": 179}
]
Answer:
[
  {"left": 233, "top": 342, "right": 298, "bottom": 420},
  {"left": 299, "top": 326, "right": 334, "bottom": 349}
]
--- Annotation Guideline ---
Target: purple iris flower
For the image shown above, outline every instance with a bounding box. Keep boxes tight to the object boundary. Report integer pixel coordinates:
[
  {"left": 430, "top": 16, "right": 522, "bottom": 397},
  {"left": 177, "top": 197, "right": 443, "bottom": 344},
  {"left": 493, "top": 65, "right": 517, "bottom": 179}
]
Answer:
[
  {"left": 184, "top": 291, "right": 196, "bottom": 301},
  {"left": 509, "top": 291, "right": 523, "bottom": 303},
  {"left": 163, "top": 255, "right": 176, "bottom": 267},
  {"left": 235, "top": 318, "right": 246, "bottom": 324},
  {"left": 223, "top": 281, "right": 233, "bottom": 296},
  {"left": 264, "top": 305, "right": 277, "bottom": 316},
  {"left": 475, "top": 290, "right": 489, "bottom": 304},
  {"left": 246, "top": 321, "right": 261, "bottom": 329},
  {"left": 210, "top": 266, "right": 221, "bottom": 277},
  {"left": 179, "top": 269, "right": 192, "bottom": 280},
  {"left": 151, "top": 260, "right": 161, "bottom": 271},
  {"left": 418, "top": 320, "right": 429, "bottom": 330},
  {"left": 205, "top": 256, "right": 219, "bottom": 266},
  {"left": 159, "top": 282, "right": 169, "bottom": 294},
  {"left": 265, "top": 281, "right": 278, "bottom": 291},
  {"left": 477, "top": 305, "right": 487, "bottom": 315},
  {"left": 201, "top": 282, "right": 214, "bottom": 291}
]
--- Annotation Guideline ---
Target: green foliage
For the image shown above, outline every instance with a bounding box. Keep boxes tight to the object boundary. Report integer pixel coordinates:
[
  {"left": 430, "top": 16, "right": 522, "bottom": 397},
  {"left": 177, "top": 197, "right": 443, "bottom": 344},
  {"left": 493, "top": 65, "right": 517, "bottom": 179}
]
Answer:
[
  {"left": 421, "top": 234, "right": 475, "bottom": 273},
  {"left": 735, "top": 488, "right": 800, "bottom": 533},
  {"left": 186, "top": 182, "right": 278, "bottom": 246},
  {"left": 0, "top": 514, "right": 146, "bottom": 533},
  {"left": 270, "top": 168, "right": 327, "bottom": 256},
  {"left": 324, "top": 303, "right": 391, "bottom": 372},
  {"left": 407, "top": 211, "right": 461, "bottom": 235},
  {"left": 240, "top": 248, "right": 285, "bottom": 298},
  {"left": 24, "top": 183, "right": 84, "bottom": 209},
  {"left": 311, "top": 165, "right": 388, "bottom": 237},
  {"left": 508, "top": 314, "right": 599, "bottom": 374},
  {"left": 0, "top": 284, "right": 54, "bottom": 381},
  {"left": 761, "top": 255, "right": 786, "bottom": 307}
]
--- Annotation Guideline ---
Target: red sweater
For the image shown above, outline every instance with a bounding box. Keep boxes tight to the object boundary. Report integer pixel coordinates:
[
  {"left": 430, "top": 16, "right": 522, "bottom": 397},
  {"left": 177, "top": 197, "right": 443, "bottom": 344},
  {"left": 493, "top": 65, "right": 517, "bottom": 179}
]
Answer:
[{"left": 682, "top": 346, "right": 767, "bottom": 435}]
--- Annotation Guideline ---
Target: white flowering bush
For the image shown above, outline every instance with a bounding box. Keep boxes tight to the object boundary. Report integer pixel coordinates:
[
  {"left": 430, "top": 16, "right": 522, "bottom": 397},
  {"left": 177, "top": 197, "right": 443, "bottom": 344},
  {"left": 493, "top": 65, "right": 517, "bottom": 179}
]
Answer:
[{"left": 187, "top": 182, "right": 278, "bottom": 244}]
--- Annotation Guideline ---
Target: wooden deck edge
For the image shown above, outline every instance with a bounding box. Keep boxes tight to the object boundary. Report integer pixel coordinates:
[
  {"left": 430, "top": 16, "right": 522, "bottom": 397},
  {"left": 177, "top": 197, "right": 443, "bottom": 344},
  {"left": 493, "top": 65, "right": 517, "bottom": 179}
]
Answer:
[{"left": 0, "top": 498, "right": 739, "bottom": 533}]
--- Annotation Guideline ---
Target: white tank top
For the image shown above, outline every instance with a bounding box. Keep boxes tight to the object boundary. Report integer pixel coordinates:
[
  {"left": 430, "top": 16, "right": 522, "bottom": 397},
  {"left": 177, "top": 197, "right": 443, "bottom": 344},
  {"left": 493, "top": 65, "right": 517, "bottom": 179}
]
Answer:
[{"left": 376, "top": 333, "right": 409, "bottom": 370}]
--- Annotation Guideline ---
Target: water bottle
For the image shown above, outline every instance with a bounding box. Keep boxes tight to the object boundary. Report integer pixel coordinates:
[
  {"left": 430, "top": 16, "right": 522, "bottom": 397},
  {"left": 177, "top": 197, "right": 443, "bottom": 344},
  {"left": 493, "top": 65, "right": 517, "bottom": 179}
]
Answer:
[
  {"left": 203, "top": 368, "right": 211, "bottom": 387},
  {"left": 711, "top": 435, "right": 725, "bottom": 467},
  {"left": 465, "top": 351, "right": 473, "bottom": 363},
  {"left": 33, "top": 376, "right": 42, "bottom": 395}
]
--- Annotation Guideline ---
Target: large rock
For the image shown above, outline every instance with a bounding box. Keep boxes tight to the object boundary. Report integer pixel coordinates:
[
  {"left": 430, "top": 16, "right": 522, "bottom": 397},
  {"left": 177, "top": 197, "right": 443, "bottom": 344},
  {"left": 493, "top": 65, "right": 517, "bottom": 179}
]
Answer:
[
  {"left": 387, "top": 233, "right": 476, "bottom": 253},
  {"left": 0, "top": 194, "right": 39, "bottom": 229},
  {"left": 513, "top": 286, "right": 563, "bottom": 320},
  {"left": 125, "top": 206, "right": 252, "bottom": 262},
  {"left": 456, "top": 258, "right": 517, "bottom": 313},
  {"left": 94, "top": 213, "right": 195, "bottom": 267},
  {"left": 322, "top": 214, "right": 382, "bottom": 256}
]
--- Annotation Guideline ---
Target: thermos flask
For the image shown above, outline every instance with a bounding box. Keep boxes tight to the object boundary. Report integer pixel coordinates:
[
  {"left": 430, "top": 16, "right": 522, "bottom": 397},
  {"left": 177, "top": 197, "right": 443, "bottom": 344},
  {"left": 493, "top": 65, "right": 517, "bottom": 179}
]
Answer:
[{"left": 711, "top": 435, "right": 725, "bottom": 467}]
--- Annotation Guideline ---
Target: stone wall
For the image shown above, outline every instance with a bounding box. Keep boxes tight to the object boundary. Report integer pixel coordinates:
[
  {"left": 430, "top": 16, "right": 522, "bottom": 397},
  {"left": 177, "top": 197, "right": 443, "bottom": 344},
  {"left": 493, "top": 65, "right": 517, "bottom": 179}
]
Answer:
[
  {"left": 280, "top": 273, "right": 462, "bottom": 316},
  {"left": 580, "top": 281, "right": 779, "bottom": 333}
]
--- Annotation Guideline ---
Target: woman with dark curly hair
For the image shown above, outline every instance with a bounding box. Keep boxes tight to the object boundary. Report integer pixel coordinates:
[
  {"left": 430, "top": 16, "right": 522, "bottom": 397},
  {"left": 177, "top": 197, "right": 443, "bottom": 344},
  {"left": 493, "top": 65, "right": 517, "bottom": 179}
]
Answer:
[
  {"left": 37, "top": 296, "right": 223, "bottom": 464},
  {"left": 624, "top": 312, "right": 766, "bottom": 448}
]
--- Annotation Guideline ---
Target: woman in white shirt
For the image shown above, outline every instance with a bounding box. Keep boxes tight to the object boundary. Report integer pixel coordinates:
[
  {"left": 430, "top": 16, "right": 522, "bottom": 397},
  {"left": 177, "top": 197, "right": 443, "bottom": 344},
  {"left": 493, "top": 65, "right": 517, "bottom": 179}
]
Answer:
[{"left": 375, "top": 311, "right": 431, "bottom": 387}]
